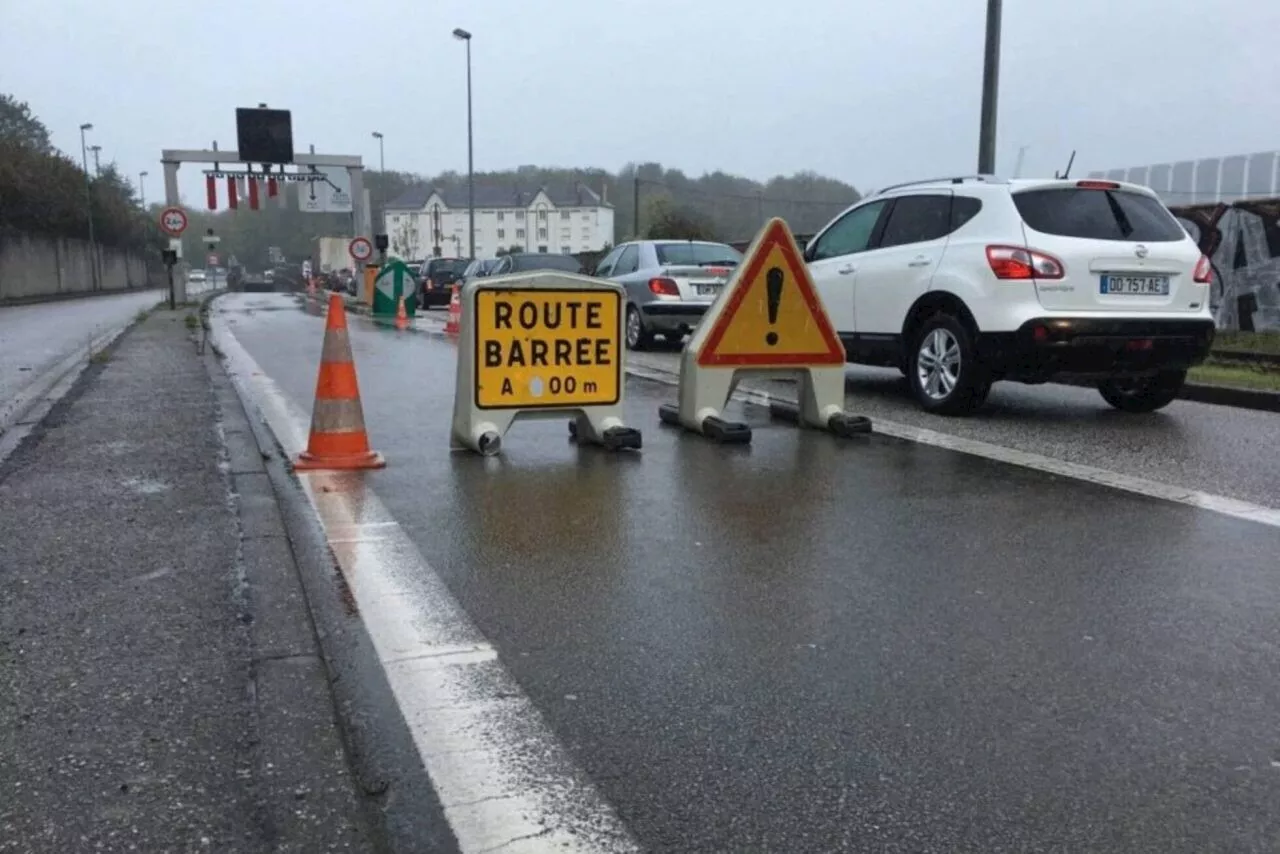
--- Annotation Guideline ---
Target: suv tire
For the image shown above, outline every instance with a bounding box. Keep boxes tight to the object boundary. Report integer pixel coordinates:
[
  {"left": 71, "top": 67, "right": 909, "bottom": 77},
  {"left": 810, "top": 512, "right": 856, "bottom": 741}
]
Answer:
[
  {"left": 908, "top": 313, "right": 990, "bottom": 416},
  {"left": 625, "top": 305, "right": 653, "bottom": 350},
  {"left": 1097, "top": 370, "right": 1185, "bottom": 413}
]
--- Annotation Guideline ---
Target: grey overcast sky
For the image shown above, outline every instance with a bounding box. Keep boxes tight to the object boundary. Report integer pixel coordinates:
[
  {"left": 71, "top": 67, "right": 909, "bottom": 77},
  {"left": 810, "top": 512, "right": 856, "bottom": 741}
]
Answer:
[{"left": 3, "top": 0, "right": 1277, "bottom": 203}]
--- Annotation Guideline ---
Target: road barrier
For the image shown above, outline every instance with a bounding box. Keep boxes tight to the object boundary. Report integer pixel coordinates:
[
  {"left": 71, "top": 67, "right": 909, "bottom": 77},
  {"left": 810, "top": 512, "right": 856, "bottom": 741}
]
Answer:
[
  {"left": 659, "top": 217, "right": 871, "bottom": 443},
  {"left": 450, "top": 271, "right": 642, "bottom": 456},
  {"left": 294, "top": 292, "right": 386, "bottom": 471}
]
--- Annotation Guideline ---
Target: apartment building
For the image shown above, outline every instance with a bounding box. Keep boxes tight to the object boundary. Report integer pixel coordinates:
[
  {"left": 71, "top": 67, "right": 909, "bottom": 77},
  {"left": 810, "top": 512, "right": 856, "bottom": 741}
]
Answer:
[{"left": 383, "top": 182, "right": 615, "bottom": 260}]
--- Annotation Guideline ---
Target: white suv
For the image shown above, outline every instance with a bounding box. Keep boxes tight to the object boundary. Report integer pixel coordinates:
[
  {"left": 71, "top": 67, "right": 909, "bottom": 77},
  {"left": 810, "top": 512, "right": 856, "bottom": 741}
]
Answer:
[{"left": 802, "top": 176, "right": 1216, "bottom": 415}]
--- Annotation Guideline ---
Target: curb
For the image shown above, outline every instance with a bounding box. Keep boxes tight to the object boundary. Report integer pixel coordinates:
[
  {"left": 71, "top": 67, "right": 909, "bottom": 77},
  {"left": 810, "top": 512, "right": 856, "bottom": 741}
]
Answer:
[
  {"left": 207, "top": 315, "right": 463, "bottom": 853},
  {"left": 1180, "top": 382, "right": 1280, "bottom": 413}
]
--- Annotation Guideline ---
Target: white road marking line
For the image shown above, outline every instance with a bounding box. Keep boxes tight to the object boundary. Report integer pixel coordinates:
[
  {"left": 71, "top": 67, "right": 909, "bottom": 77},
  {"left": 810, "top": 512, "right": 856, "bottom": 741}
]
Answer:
[
  {"left": 212, "top": 319, "right": 640, "bottom": 854},
  {"left": 624, "top": 354, "right": 1280, "bottom": 531}
]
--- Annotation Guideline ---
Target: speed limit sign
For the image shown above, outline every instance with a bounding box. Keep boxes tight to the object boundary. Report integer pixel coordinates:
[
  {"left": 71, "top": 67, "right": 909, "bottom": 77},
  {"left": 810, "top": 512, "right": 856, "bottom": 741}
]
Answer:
[{"left": 160, "top": 207, "right": 189, "bottom": 237}]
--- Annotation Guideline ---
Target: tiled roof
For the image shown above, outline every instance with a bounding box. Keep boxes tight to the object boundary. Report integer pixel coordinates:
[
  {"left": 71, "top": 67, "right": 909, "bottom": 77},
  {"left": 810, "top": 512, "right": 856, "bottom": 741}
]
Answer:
[{"left": 386, "top": 181, "right": 605, "bottom": 211}]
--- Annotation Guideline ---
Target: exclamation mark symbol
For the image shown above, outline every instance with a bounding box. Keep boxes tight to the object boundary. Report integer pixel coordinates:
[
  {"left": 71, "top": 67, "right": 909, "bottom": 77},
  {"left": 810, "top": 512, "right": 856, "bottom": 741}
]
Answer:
[{"left": 765, "top": 267, "right": 783, "bottom": 346}]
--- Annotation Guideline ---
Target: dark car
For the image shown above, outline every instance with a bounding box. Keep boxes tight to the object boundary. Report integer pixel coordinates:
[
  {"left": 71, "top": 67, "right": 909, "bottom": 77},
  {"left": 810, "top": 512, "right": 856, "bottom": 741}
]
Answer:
[
  {"left": 418, "top": 257, "right": 471, "bottom": 308},
  {"left": 459, "top": 257, "right": 501, "bottom": 285},
  {"left": 489, "top": 253, "right": 584, "bottom": 276}
]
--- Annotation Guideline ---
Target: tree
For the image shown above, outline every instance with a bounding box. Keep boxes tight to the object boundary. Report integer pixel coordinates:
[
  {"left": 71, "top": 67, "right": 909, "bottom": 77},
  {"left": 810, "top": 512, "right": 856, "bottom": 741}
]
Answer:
[
  {"left": 642, "top": 196, "right": 718, "bottom": 241},
  {"left": 389, "top": 215, "right": 421, "bottom": 260},
  {"left": 0, "top": 94, "right": 51, "bottom": 151}
]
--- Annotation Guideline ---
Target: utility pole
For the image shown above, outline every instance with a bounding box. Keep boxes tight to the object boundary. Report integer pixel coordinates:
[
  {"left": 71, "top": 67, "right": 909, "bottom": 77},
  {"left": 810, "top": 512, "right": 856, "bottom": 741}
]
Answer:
[
  {"left": 371, "top": 131, "right": 385, "bottom": 172},
  {"left": 90, "top": 145, "right": 102, "bottom": 176},
  {"left": 139, "top": 170, "right": 148, "bottom": 207},
  {"left": 977, "top": 0, "right": 1003, "bottom": 175},
  {"left": 633, "top": 173, "right": 641, "bottom": 239},
  {"left": 79, "top": 123, "right": 99, "bottom": 291}
]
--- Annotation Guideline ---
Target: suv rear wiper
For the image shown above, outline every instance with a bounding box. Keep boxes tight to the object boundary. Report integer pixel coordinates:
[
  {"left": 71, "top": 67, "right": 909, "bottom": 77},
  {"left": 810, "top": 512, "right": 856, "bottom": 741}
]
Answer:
[{"left": 1103, "top": 190, "right": 1135, "bottom": 239}]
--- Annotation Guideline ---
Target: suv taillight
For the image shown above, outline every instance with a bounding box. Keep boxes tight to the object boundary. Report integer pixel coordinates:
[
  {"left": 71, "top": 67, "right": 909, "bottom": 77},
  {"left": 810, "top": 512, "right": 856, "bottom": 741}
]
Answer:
[
  {"left": 986, "top": 245, "right": 1064, "bottom": 280},
  {"left": 1192, "top": 255, "right": 1212, "bottom": 284},
  {"left": 648, "top": 277, "right": 680, "bottom": 296}
]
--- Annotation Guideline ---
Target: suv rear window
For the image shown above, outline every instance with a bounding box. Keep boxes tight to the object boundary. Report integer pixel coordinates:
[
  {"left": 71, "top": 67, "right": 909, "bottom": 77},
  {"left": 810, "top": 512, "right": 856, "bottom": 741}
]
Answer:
[
  {"left": 425, "top": 259, "right": 470, "bottom": 281},
  {"left": 1013, "top": 187, "right": 1186, "bottom": 242}
]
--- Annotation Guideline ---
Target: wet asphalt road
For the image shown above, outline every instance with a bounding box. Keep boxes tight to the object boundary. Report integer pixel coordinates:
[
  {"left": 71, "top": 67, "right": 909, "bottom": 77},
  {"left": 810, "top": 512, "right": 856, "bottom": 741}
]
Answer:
[
  {"left": 413, "top": 309, "right": 1280, "bottom": 509},
  {"left": 0, "top": 289, "right": 162, "bottom": 409},
  {"left": 219, "top": 294, "right": 1280, "bottom": 853}
]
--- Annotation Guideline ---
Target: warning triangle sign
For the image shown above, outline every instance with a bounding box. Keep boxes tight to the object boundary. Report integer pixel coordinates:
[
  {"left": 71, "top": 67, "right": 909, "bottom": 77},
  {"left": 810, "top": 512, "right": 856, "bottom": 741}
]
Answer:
[{"left": 697, "top": 218, "right": 845, "bottom": 367}]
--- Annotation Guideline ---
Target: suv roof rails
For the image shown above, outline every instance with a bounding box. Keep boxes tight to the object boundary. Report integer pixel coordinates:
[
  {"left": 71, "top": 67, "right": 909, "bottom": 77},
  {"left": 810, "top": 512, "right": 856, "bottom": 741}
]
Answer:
[{"left": 872, "top": 174, "right": 1007, "bottom": 196}]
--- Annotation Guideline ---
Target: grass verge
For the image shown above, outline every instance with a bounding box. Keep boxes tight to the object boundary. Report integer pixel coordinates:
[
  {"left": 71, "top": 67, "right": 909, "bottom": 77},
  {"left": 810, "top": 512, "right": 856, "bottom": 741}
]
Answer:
[
  {"left": 1189, "top": 362, "right": 1280, "bottom": 392},
  {"left": 1213, "top": 331, "right": 1280, "bottom": 355}
]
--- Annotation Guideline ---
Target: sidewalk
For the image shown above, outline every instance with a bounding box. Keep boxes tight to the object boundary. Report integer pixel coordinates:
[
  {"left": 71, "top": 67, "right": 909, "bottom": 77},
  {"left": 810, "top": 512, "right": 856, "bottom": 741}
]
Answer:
[{"left": 0, "top": 306, "right": 375, "bottom": 852}]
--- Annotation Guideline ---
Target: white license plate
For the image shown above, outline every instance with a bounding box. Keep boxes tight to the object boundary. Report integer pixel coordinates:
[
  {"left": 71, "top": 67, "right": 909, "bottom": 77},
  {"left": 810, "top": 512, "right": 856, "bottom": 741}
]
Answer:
[
  {"left": 1100, "top": 274, "right": 1170, "bottom": 296},
  {"left": 695, "top": 284, "right": 720, "bottom": 297}
]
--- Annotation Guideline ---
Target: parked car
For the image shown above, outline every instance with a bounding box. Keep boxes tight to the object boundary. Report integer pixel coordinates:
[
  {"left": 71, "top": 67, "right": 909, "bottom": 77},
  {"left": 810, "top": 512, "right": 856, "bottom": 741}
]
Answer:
[
  {"left": 801, "top": 175, "right": 1215, "bottom": 415},
  {"left": 418, "top": 257, "right": 471, "bottom": 308},
  {"left": 188, "top": 269, "right": 207, "bottom": 283},
  {"left": 594, "top": 240, "right": 743, "bottom": 349},
  {"left": 488, "top": 253, "right": 584, "bottom": 276}
]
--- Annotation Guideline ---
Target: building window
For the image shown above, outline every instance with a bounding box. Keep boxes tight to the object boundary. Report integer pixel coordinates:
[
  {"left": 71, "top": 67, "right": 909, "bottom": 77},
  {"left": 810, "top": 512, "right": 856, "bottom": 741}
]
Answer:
[
  {"left": 560, "top": 228, "right": 571, "bottom": 239},
  {"left": 561, "top": 245, "right": 572, "bottom": 254},
  {"left": 560, "top": 211, "right": 571, "bottom": 220},
  {"left": 515, "top": 211, "right": 525, "bottom": 220},
  {"left": 481, "top": 210, "right": 495, "bottom": 215},
  {"left": 497, "top": 211, "right": 505, "bottom": 221},
  {"left": 474, "top": 246, "right": 482, "bottom": 255},
  {"left": 537, "top": 228, "right": 548, "bottom": 239},
  {"left": 582, "top": 214, "right": 590, "bottom": 220},
  {"left": 497, "top": 228, "right": 505, "bottom": 239},
  {"left": 537, "top": 245, "right": 548, "bottom": 253},
  {"left": 516, "top": 228, "right": 525, "bottom": 239},
  {"left": 537, "top": 210, "right": 547, "bottom": 222}
]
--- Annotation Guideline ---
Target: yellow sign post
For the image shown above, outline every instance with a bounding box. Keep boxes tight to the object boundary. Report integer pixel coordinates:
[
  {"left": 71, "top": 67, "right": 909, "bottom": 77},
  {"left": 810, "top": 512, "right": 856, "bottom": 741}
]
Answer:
[
  {"left": 452, "top": 271, "right": 641, "bottom": 456},
  {"left": 659, "top": 217, "right": 871, "bottom": 443}
]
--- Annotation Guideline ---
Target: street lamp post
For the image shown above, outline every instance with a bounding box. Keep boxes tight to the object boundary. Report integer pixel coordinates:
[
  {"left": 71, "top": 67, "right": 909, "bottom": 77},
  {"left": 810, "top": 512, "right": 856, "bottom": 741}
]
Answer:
[
  {"left": 976, "top": 0, "right": 1002, "bottom": 175},
  {"left": 79, "top": 123, "right": 99, "bottom": 291},
  {"left": 453, "top": 27, "right": 475, "bottom": 261},
  {"left": 371, "top": 131, "right": 385, "bottom": 172},
  {"left": 139, "top": 170, "right": 149, "bottom": 207}
]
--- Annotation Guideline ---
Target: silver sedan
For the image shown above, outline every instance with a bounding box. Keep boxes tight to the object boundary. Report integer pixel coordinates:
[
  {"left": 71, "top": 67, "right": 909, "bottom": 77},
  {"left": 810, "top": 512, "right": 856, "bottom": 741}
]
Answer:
[{"left": 594, "top": 240, "right": 742, "bottom": 349}]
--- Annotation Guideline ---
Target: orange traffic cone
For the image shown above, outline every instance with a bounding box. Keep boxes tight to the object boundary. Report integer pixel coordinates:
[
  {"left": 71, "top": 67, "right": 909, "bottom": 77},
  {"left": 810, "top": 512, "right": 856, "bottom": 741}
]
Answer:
[
  {"left": 294, "top": 293, "right": 386, "bottom": 471},
  {"left": 395, "top": 295, "right": 409, "bottom": 330},
  {"left": 444, "top": 284, "right": 462, "bottom": 335}
]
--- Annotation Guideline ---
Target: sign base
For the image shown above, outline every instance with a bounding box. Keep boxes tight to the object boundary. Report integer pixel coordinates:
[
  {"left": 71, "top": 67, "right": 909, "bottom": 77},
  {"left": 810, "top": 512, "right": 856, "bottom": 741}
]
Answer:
[{"left": 659, "top": 347, "right": 870, "bottom": 443}]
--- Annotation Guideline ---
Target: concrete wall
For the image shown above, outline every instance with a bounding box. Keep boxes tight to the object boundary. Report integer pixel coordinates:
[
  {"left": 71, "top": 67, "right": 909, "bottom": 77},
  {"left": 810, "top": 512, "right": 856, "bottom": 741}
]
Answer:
[{"left": 0, "top": 231, "right": 157, "bottom": 303}]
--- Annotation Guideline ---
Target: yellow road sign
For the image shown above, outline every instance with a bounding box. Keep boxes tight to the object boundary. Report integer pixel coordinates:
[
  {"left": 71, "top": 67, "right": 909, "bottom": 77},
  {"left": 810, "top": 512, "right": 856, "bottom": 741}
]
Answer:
[{"left": 474, "top": 288, "right": 622, "bottom": 410}]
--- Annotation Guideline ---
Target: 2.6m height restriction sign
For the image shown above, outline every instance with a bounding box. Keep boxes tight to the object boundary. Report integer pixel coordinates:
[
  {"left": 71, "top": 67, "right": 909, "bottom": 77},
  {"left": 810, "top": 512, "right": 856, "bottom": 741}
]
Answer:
[{"left": 159, "top": 207, "right": 188, "bottom": 237}]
